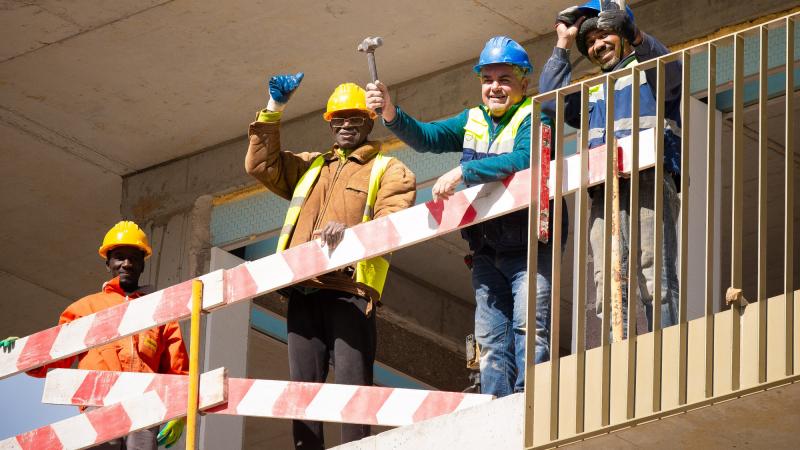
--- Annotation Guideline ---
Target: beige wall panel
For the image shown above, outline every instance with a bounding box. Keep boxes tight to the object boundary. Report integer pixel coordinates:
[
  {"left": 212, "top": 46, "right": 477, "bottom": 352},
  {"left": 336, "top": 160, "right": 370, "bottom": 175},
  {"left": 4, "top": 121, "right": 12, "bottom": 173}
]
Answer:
[
  {"left": 767, "top": 294, "right": 788, "bottom": 381},
  {"left": 661, "top": 325, "right": 680, "bottom": 410},
  {"left": 532, "top": 361, "right": 552, "bottom": 447},
  {"left": 686, "top": 318, "right": 708, "bottom": 403},
  {"left": 635, "top": 332, "right": 654, "bottom": 417},
  {"left": 582, "top": 346, "right": 603, "bottom": 432},
  {"left": 713, "top": 308, "right": 733, "bottom": 395},
  {"left": 740, "top": 301, "right": 760, "bottom": 389},
  {"left": 794, "top": 291, "right": 799, "bottom": 375},
  {"left": 558, "top": 353, "right": 577, "bottom": 439},
  {"left": 139, "top": 221, "right": 162, "bottom": 288},
  {"left": 609, "top": 341, "right": 628, "bottom": 425},
  {"left": 155, "top": 213, "right": 189, "bottom": 289}
]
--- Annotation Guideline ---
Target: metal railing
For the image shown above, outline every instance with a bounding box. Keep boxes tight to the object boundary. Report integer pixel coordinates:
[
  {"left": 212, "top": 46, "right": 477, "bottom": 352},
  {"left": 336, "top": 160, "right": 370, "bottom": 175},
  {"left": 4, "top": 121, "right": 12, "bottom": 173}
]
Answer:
[{"left": 523, "top": 11, "right": 798, "bottom": 448}]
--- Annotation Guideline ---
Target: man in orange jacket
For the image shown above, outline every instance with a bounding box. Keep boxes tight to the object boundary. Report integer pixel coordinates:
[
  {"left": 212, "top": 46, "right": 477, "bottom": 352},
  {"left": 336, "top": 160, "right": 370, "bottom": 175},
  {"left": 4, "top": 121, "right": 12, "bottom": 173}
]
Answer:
[{"left": 1, "top": 221, "right": 189, "bottom": 449}]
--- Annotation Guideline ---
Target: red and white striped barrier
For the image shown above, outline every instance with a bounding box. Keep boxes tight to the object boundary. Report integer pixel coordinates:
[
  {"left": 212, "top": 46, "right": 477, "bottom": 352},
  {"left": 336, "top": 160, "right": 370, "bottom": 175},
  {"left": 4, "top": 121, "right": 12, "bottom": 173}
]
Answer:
[
  {"left": 0, "top": 129, "right": 656, "bottom": 381},
  {"left": 0, "top": 270, "right": 225, "bottom": 380},
  {"left": 209, "top": 379, "right": 493, "bottom": 427},
  {"left": 0, "top": 368, "right": 227, "bottom": 450},
  {"left": 40, "top": 369, "right": 494, "bottom": 428}
]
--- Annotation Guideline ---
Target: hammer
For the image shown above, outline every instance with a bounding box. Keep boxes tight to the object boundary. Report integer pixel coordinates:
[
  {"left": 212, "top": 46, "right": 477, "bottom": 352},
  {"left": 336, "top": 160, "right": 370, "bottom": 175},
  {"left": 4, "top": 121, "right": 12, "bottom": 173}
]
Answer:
[{"left": 357, "top": 36, "right": 384, "bottom": 115}]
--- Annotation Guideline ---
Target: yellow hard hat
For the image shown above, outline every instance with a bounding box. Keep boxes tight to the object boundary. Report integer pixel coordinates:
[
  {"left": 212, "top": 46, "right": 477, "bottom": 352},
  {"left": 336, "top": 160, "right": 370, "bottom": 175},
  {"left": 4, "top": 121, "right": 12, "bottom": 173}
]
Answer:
[
  {"left": 323, "top": 83, "right": 377, "bottom": 121},
  {"left": 98, "top": 221, "right": 152, "bottom": 259}
]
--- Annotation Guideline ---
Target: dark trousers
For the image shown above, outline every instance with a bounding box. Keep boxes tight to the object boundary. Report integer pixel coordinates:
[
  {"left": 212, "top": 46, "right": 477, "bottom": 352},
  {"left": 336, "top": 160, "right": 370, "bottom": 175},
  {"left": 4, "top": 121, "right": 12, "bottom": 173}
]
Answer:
[
  {"left": 287, "top": 289, "right": 377, "bottom": 449},
  {"left": 89, "top": 427, "right": 158, "bottom": 450}
]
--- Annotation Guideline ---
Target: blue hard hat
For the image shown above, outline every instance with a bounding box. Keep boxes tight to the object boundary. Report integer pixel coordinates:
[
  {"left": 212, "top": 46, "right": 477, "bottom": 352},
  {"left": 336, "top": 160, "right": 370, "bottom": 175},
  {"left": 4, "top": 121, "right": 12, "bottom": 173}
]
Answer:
[
  {"left": 473, "top": 36, "right": 533, "bottom": 75},
  {"left": 577, "top": 0, "right": 634, "bottom": 20}
]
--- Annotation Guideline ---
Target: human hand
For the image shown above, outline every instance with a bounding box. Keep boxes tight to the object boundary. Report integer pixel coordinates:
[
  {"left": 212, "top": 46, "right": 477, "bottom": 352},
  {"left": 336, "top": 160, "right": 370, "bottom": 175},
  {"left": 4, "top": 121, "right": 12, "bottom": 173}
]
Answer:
[
  {"left": 156, "top": 418, "right": 185, "bottom": 448},
  {"left": 598, "top": 7, "right": 640, "bottom": 45},
  {"left": 313, "top": 221, "right": 346, "bottom": 251},
  {"left": 0, "top": 336, "right": 18, "bottom": 353},
  {"left": 555, "top": 7, "right": 586, "bottom": 50},
  {"left": 432, "top": 166, "right": 463, "bottom": 202},
  {"left": 365, "top": 81, "right": 396, "bottom": 122},
  {"left": 267, "top": 72, "right": 304, "bottom": 111}
]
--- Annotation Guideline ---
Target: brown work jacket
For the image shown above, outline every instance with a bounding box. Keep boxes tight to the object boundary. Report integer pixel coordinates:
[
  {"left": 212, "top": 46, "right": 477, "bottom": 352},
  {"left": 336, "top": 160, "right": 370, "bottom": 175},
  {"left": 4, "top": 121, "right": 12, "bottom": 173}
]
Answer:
[{"left": 245, "top": 120, "right": 416, "bottom": 307}]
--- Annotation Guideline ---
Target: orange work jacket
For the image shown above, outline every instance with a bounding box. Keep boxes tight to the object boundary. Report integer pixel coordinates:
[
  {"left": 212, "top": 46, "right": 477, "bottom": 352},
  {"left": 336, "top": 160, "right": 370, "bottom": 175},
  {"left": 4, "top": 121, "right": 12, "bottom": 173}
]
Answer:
[{"left": 27, "top": 277, "right": 189, "bottom": 377}]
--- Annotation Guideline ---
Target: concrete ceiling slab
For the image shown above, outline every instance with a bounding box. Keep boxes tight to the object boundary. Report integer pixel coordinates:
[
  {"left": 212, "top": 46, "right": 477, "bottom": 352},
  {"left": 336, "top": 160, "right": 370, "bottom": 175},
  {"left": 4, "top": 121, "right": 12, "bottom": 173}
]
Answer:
[{"left": 0, "top": 0, "right": 582, "bottom": 174}]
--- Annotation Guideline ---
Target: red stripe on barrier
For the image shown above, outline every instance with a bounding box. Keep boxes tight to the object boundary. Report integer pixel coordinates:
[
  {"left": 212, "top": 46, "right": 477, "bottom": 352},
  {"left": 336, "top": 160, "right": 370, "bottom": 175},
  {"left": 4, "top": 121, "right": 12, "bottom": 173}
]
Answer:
[
  {"left": 152, "top": 281, "right": 193, "bottom": 324},
  {"left": 340, "top": 386, "right": 393, "bottom": 424},
  {"left": 282, "top": 245, "right": 328, "bottom": 280},
  {"left": 15, "top": 426, "right": 62, "bottom": 450},
  {"left": 225, "top": 265, "right": 259, "bottom": 303},
  {"left": 84, "top": 302, "right": 129, "bottom": 347},
  {"left": 272, "top": 382, "right": 323, "bottom": 418},
  {"left": 16, "top": 327, "right": 60, "bottom": 370},
  {"left": 145, "top": 374, "right": 187, "bottom": 417},
  {"left": 351, "top": 216, "right": 402, "bottom": 254},
  {"left": 206, "top": 378, "right": 254, "bottom": 414},
  {"left": 412, "top": 391, "right": 465, "bottom": 423},
  {"left": 86, "top": 403, "right": 133, "bottom": 445},
  {"left": 71, "top": 370, "right": 120, "bottom": 406}
]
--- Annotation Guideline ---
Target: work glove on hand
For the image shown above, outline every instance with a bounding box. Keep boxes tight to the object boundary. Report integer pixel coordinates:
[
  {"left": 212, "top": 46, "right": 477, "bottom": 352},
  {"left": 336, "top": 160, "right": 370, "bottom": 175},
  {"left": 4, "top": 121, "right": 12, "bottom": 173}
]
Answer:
[
  {"left": 267, "top": 72, "right": 304, "bottom": 112},
  {"left": 156, "top": 418, "right": 185, "bottom": 448},
  {"left": 1, "top": 336, "right": 18, "bottom": 353},
  {"left": 556, "top": 5, "right": 584, "bottom": 26},
  {"left": 598, "top": 6, "right": 640, "bottom": 45}
]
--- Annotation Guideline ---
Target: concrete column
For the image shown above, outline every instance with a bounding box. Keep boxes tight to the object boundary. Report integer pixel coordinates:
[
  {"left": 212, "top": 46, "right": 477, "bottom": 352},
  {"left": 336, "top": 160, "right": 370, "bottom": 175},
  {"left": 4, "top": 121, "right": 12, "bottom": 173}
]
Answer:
[{"left": 198, "top": 247, "right": 250, "bottom": 450}]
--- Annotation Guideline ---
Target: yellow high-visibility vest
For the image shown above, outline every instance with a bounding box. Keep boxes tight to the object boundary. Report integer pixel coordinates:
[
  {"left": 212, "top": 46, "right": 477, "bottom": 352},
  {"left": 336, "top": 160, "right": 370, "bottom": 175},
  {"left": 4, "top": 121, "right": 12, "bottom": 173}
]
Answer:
[
  {"left": 463, "top": 97, "right": 532, "bottom": 155},
  {"left": 276, "top": 152, "right": 393, "bottom": 300}
]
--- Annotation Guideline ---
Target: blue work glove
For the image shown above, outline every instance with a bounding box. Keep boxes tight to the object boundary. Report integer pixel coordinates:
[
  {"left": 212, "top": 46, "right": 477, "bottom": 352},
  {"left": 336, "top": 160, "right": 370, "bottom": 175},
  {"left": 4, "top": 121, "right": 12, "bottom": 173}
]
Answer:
[
  {"left": 267, "top": 72, "right": 304, "bottom": 111},
  {"left": 156, "top": 418, "right": 185, "bottom": 448},
  {"left": 1, "top": 336, "right": 18, "bottom": 353},
  {"left": 597, "top": 5, "right": 639, "bottom": 44}
]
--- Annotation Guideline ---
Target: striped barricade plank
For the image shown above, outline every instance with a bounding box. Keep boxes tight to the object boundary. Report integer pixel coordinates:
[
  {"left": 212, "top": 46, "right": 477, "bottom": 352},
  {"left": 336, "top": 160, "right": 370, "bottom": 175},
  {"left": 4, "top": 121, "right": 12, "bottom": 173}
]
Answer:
[
  {"left": 40, "top": 369, "right": 494, "bottom": 428},
  {"left": 0, "top": 129, "right": 656, "bottom": 381},
  {"left": 0, "top": 271, "right": 225, "bottom": 380},
  {"left": 201, "top": 379, "right": 494, "bottom": 427},
  {"left": 1, "top": 368, "right": 227, "bottom": 450}
]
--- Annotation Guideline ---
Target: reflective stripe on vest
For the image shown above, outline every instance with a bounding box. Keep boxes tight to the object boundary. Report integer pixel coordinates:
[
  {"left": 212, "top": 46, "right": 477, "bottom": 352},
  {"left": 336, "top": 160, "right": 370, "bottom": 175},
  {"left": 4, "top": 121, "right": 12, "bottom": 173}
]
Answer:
[
  {"left": 276, "top": 152, "right": 393, "bottom": 300},
  {"left": 463, "top": 97, "right": 533, "bottom": 155},
  {"left": 586, "top": 58, "right": 681, "bottom": 148}
]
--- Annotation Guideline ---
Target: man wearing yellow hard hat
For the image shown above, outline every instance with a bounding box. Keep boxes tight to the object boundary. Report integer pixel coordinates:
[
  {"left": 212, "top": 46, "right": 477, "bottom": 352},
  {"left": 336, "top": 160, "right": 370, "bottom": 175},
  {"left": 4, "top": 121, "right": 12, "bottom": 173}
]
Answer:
[
  {"left": 245, "top": 73, "right": 416, "bottom": 449},
  {"left": 1, "top": 221, "right": 189, "bottom": 449}
]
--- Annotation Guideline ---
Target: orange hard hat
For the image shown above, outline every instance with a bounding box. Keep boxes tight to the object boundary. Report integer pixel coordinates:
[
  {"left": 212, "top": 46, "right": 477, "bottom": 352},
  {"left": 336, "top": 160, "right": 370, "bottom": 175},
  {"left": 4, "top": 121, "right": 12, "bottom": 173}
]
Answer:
[
  {"left": 98, "top": 221, "right": 152, "bottom": 259},
  {"left": 323, "top": 83, "right": 377, "bottom": 121}
]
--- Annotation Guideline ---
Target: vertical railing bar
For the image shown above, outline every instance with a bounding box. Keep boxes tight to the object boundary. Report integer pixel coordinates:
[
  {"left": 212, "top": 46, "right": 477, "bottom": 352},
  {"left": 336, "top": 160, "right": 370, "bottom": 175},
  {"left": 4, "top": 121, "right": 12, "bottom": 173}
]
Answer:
[
  {"left": 757, "top": 25, "right": 769, "bottom": 384},
  {"left": 652, "top": 59, "right": 665, "bottom": 413},
  {"left": 524, "top": 101, "right": 543, "bottom": 449},
  {"left": 575, "top": 83, "right": 590, "bottom": 434},
  {"left": 626, "top": 66, "right": 641, "bottom": 420},
  {"left": 601, "top": 73, "right": 614, "bottom": 427},
  {"left": 784, "top": 16, "right": 795, "bottom": 377},
  {"left": 731, "top": 33, "right": 744, "bottom": 393},
  {"left": 704, "top": 42, "right": 717, "bottom": 399},
  {"left": 549, "top": 92, "right": 565, "bottom": 441},
  {"left": 678, "top": 50, "right": 691, "bottom": 405}
]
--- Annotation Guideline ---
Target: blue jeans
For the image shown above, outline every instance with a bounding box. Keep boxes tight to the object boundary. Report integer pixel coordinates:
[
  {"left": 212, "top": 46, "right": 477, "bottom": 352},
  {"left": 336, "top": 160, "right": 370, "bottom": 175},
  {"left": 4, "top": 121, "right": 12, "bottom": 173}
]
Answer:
[
  {"left": 589, "top": 169, "right": 680, "bottom": 336},
  {"left": 472, "top": 240, "right": 555, "bottom": 398}
]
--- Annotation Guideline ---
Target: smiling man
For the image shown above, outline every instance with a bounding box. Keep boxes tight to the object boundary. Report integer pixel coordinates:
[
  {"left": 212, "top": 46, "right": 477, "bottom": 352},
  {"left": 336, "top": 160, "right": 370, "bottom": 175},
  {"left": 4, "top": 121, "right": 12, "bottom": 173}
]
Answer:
[
  {"left": 245, "top": 76, "right": 415, "bottom": 449},
  {"left": 365, "top": 36, "right": 564, "bottom": 399},
  {"left": 539, "top": 1, "right": 683, "bottom": 334},
  {"left": 1, "top": 221, "right": 189, "bottom": 449}
]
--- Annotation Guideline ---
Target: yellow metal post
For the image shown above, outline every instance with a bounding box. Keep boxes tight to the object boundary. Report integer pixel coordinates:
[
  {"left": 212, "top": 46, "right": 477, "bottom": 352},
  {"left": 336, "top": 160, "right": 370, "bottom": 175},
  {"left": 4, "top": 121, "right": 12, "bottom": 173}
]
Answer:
[{"left": 187, "top": 279, "right": 203, "bottom": 450}]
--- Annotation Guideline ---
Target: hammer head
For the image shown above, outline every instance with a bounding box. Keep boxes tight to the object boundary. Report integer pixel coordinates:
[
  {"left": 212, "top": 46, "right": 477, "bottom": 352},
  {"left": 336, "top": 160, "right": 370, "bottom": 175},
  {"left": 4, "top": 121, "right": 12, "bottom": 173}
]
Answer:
[{"left": 357, "top": 36, "right": 383, "bottom": 53}]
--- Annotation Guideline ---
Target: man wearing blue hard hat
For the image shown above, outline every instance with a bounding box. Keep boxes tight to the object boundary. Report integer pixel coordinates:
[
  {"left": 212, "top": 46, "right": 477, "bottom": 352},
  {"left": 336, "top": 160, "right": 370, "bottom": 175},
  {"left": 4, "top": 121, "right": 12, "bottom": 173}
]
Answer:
[
  {"left": 540, "top": 1, "right": 682, "bottom": 334},
  {"left": 365, "top": 36, "right": 566, "bottom": 398}
]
